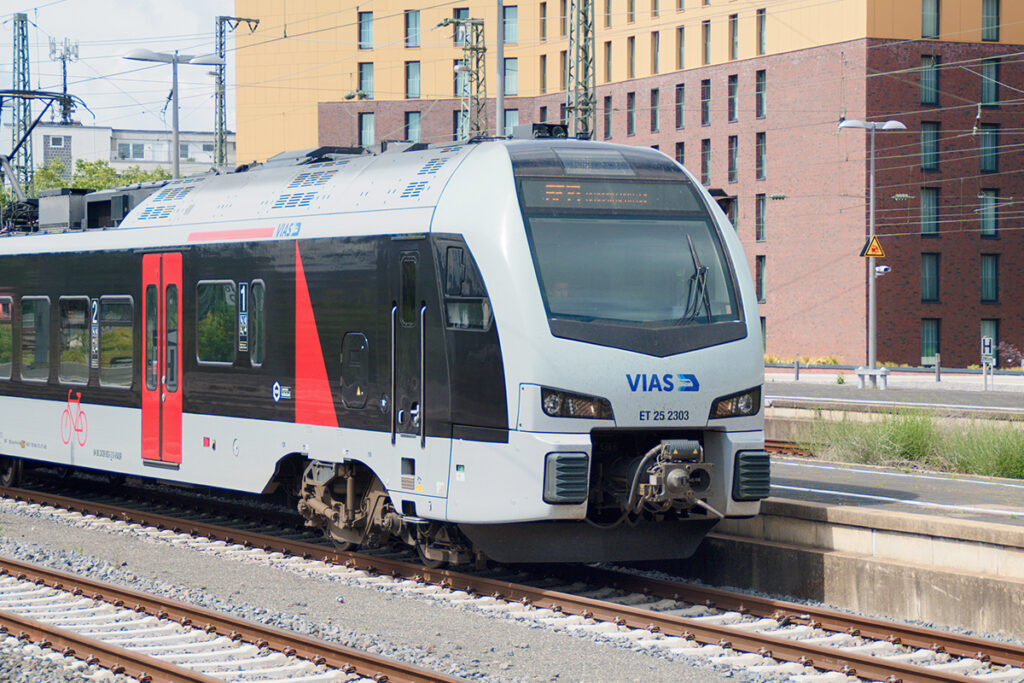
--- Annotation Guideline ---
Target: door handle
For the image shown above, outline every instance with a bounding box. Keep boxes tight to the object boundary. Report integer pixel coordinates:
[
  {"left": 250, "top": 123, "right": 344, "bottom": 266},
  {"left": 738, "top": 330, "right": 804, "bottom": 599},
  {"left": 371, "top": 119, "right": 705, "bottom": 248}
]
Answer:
[{"left": 409, "top": 402, "right": 420, "bottom": 429}]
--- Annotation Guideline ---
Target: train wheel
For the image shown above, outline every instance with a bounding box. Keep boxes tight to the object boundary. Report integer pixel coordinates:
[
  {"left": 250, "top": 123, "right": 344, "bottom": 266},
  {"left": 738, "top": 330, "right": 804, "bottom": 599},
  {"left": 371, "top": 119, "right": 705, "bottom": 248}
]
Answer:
[{"left": 0, "top": 457, "right": 22, "bottom": 487}]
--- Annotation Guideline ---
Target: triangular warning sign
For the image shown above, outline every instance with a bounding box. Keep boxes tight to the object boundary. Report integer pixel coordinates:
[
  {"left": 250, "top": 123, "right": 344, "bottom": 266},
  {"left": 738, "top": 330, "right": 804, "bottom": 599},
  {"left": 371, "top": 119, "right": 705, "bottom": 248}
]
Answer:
[{"left": 860, "top": 236, "right": 885, "bottom": 258}]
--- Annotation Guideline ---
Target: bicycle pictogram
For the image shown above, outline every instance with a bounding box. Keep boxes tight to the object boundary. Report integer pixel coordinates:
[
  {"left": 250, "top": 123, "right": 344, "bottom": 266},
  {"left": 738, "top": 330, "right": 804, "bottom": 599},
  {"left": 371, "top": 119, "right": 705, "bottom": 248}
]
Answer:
[{"left": 60, "top": 389, "right": 88, "bottom": 447}]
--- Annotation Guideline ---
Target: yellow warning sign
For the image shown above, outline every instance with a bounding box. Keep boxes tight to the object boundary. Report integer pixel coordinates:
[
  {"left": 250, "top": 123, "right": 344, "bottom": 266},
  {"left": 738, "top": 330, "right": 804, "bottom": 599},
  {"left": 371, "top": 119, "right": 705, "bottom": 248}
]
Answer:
[{"left": 860, "top": 236, "right": 885, "bottom": 258}]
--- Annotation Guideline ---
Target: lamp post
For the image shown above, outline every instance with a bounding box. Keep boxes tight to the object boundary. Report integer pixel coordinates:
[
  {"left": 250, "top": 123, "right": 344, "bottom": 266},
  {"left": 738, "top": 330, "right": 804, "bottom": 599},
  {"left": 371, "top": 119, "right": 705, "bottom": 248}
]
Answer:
[
  {"left": 124, "top": 49, "right": 224, "bottom": 179},
  {"left": 838, "top": 118, "right": 906, "bottom": 387}
]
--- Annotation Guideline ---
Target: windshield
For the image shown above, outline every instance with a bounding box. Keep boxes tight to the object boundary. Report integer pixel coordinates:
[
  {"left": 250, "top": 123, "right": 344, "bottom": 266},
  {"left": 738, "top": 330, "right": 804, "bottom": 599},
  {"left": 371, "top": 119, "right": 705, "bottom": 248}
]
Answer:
[{"left": 526, "top": 214, "right": 739, "bottom": 326}]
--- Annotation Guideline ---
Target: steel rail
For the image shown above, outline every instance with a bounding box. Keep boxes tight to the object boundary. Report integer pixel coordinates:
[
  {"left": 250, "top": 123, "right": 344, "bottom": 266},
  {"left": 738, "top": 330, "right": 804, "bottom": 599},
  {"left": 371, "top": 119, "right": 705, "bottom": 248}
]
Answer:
[
  {"left": 0, "top": 608, "right": 223, "bottom": 683},
  {"left": 0, "top": 552, "right": 461, "bottom": 683},
  {"left": 3, "top": 485, "right": 1018, "bottom": 682}
]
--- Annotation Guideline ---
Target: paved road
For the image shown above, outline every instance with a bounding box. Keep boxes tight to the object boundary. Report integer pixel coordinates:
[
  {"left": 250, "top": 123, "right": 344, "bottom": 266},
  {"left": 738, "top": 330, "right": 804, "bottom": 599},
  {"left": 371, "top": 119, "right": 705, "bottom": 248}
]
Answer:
[{"left": 770, "top": 456, "right": 1024, "bottom": 527}]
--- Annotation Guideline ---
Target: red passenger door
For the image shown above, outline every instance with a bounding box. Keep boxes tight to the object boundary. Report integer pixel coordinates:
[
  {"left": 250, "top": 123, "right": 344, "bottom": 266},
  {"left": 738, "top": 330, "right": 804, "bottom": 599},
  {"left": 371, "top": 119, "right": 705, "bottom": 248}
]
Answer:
[{"left": 142, "top": 253, "right": 182, "bottom": 466}]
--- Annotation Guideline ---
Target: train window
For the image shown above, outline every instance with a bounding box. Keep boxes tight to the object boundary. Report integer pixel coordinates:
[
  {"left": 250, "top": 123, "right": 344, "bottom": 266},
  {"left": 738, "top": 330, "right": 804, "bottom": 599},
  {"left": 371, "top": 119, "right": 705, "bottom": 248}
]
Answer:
[
  {"left": 400, "top": 257, "right": 417, "bottom": 326},
  {"left": 58, "top": 297, "right": 90, "bottom": 385},
  {"left": 341, "top": 332, "right": 369, "bottom": 409},
  {"left": 0, "top": 297, "right": 12, "bottom": 380},
  {"left": 443, "top": 247, "right": 492, "bottom": 331},
  {"left": 20, "top": 297, "right": 51, "bottom": 383},
  {"left": 250, "top": 280, "right": 265, "bottom": 367},
  {"left": 196, "top": 281, "right": 237, "bottom": 365},
  {"left": 99, "top": 297, "right": 134, "bottom": 388},
  {"left": 145, "top": 286, "right": 159, "bottom": 390},
  {"left": 166, "top": 285, "right": 179, "bottom": 392}
]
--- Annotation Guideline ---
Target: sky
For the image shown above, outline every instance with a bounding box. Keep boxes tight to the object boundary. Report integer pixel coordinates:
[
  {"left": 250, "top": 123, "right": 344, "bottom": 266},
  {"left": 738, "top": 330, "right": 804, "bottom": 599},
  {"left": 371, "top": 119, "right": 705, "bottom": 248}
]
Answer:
[{"left": 1, "top": 0, "right": 238, "bottom": 134}]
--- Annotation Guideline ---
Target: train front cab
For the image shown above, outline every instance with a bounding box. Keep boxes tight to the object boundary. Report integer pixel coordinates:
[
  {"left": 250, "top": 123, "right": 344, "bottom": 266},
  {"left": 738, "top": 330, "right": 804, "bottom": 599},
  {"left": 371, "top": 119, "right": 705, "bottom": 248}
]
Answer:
[{"left": 437, "top": 141, "right": 770, "bottom": 563}]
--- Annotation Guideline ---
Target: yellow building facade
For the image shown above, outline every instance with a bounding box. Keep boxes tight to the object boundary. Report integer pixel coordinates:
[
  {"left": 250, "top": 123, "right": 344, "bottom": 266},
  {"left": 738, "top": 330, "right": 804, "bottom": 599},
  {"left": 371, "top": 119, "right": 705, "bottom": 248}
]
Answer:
[{"left": 234, "top": 0, "right": 1024, "bottom": 162}]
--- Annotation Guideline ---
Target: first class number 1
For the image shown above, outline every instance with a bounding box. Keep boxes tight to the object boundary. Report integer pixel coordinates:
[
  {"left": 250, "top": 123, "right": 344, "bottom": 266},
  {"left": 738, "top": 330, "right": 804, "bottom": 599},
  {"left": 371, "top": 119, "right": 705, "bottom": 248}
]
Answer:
[{"left": 639, "top": 410, "right": 689, "bottom": 421}]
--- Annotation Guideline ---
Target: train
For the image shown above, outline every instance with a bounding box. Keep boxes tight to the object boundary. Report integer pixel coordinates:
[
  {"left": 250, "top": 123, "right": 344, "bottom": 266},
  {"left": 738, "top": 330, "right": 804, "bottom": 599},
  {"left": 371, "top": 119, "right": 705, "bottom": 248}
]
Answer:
[{"left": 0, "top": 129, "right": 769, "bottom": 565}]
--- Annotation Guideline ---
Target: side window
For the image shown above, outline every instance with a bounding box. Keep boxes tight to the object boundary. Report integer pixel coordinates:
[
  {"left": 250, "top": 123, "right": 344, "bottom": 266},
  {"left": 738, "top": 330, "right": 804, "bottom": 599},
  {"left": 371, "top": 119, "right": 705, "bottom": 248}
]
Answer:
[
  {"left": 21, "top": 297, "right": 51, "bottom": 382},
  {"left": 59, "top": 297, "right": 90, "bottom": 384},
  {"left": 250, "top": 280, "right": 265, "bottom": 367},
  {"left": 196, "top": 281, "right": 237, "bottom": 364},
  {"left": 0, "top": 298, "right": 12, "bottom": 380},
  {"left": 341, "top": 332, "right": 369, "bottom": 409},
  {"left": 443, "top": 246, "right": 492, "bottom": 330},
  {"left": 400, "top": 257, "right": 417, "bottom": 326},
  {"left": 99, "top": 297, "right": 134, "bottom": 388},
  {"left": 166, "top": 285, "right": 179, "bottom": 391},
  {"left": 145, "top": 286, "right": 159, "bottom": 390}
]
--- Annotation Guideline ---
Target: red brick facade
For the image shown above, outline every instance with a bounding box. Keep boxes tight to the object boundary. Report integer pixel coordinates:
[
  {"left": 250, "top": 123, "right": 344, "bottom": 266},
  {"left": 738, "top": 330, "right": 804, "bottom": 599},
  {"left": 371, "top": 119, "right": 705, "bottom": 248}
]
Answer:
[{"left": 318, "top": 37, "right": 1022, "bottom": 367}]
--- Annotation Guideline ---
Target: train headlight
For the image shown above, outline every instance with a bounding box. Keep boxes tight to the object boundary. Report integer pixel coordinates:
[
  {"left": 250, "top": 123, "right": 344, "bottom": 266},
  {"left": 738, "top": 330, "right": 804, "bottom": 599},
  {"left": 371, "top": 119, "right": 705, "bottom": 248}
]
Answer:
[
  {"left": 541, "top": 387, "right": 614, "bottom": 420},
  {"left": 709, "top": 386, "right": 762, "bottom": 419}
]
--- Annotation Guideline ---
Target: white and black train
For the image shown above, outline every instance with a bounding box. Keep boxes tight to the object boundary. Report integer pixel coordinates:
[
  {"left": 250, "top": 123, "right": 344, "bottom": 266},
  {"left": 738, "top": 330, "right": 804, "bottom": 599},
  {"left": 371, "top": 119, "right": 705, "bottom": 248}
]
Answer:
[{"left": 0, "top": 134, "right": 769, "bottom": 564}]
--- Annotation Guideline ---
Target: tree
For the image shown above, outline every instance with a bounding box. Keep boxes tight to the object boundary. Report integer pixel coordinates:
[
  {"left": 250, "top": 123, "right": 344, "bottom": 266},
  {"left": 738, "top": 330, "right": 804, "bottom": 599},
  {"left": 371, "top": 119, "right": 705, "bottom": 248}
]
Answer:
[{"left": 26, "top": 159, "right": 170, "bottom": 196}]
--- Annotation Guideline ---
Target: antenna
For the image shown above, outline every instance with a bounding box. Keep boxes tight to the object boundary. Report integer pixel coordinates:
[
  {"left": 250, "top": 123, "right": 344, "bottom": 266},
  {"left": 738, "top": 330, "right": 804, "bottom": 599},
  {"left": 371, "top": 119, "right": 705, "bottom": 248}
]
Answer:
[{"left": 49, "top": 37, "right": 79, "bottom": 125}]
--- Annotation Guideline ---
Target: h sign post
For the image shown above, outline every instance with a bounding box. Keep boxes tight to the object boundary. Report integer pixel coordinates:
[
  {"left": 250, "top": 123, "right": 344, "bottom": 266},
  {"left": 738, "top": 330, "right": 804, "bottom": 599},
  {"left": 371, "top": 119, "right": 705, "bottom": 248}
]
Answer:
[{"left": 981, "top": 336, "right": 995, "bottom": 391}]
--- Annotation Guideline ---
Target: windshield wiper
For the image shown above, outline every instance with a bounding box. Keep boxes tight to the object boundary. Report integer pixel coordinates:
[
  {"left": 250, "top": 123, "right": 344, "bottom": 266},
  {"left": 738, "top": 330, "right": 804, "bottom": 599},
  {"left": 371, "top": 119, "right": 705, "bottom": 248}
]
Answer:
[{"left": 681, "top": 235, "right": 712, "bottom": 325}]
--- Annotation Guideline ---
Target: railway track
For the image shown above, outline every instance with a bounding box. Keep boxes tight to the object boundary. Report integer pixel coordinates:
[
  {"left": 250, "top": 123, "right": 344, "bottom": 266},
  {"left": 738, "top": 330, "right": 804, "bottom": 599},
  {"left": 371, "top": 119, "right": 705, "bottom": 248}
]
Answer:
[{"left": 2, "top": 484, "right": 1022, "bottom": 683}]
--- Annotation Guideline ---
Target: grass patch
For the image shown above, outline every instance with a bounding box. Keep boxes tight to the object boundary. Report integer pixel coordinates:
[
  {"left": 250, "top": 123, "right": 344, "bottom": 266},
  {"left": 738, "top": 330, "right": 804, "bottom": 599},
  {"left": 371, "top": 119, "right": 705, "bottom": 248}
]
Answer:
[{"left": 803, "top": 410, "right": 1024, "bottom": 479}]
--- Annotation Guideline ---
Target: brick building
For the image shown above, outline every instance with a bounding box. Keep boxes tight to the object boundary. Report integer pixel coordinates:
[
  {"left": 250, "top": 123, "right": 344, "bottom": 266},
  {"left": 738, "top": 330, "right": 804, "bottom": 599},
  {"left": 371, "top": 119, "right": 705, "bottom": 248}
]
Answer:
[{"left": 234, "top": 0, "right": 1023, "bottom": 367}]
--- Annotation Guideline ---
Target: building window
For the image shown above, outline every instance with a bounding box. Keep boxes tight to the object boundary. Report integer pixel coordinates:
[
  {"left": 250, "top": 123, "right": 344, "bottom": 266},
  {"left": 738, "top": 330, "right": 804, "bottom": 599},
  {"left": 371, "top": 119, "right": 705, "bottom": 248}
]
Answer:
[
  {"left": 560, "top": 50, "right": 568, "bottom": 90},
  {"left": 604, "top": 0, "right": 612, "bottom": 27},
  {"left": 922, "top": 0, "right": 939, "bottom": 39},
  {"left": 454, "top": 59, "right": 468, "bottom": 96},
  {"left": 755, "top": 69, "right": 766, "bottom": 118},
  {"left": 405, "top": 10, "right": 420, "bottom": 46},
  {"left": 358, "top": 62, "right": 374, "bottom": 98},
  {"left": 627, "top": 36, "right": 636, "bottom": 78},
  {"left": 651, "top": 31, "right": 660, "bottom": 74},
  {"left": 727, "top": 135, "right": 738, "bottom": 182},
  {"left": 540, "top": 2, "right": 547, "bottom": 39},
  {"left": 603, "top": 96, "right": 612, "bottom": 139},
  {"left": 503, "top": 5, "right": 518, "bottom": 43},
  {"left": 921, "top": 121, "right": 940, "bottom": 170},
  {"left": 756, "top": 8, "right": 766, "bottom": 55},
  {"left": 652, "top": 0, "right": 659, "bottom": 19},
  {"left": 405, "top": 61, "right": 420, "bottom": 99},
  {"left": 504, "top": 57, "right": 518, "bottom": 95},
  {"left": 726, "top": 198, "right": 737, "bottom": 228},
  {"left": 405, "top": 111, "right": 421, "bottom": 142},
  {"left": 650, "top": 89, "right": 660, "bottom": 132},
  {"left": 675, "top": 141, "right": 684, "bottom": 165},
  {"left": 358, "top": 11, "right": 373, "bottom": 49},
  {"left": 727, "top": 74, "right": 738, "bottom": 122},
  {"left": 981, "top": 320, "right": 999, "bottom": 364},
  {"left": 454, "top": 8, "right": 469, "bottom": 45},
  {"left": 755, "top": 255, "right": 766, "bottom": 302},
  {"left": 981, "top": 254, "right": 999, "bottom": 302},
  {"left": 920, "top": 55, "right": 939, "bottom": 105},
  {"left": 700, "top": 138, "right": 711, "bottom": 184},
  {"left": 981, "top": 57, "right": 999, "bottom": 105},
  {"left": 503, "top": 109, "right": 519, "bottom": 136},
  {"left": 980, "top": 189, "right": 998, "bottom": 236},
  {"left": 604, "top": 41, "right": 612, "bottom": 82},
  {"left": 539, "top": 54, "right": 547, "bottom": 93},
  {"left": 702, "top": 20, "right": 710, "bottom": 65},
  {"left": 561, "top": 0, "right": 568, "bottom": 35},
  {"left": 359, "top": 112, "right": 375, "bottom": 147},
  {"left": 628, "top": 0, "right": 635, "bottom": 23},
  {"left": 921, "top": 253, "right": 940, "bottom": 302},
  {"left": 979, "top": 124, "right": 998, "bottom": 172},
  {"left": 920, "top": 187, "right": 939, "bottom": 235},
  {"left": 700, "top": 79, "right": 711, "bottom": 125},
  {"left": 729, "top": 13, "right": 738, "bottom": 60},
  {"left": 760, "top": 316, "right": 767, "bottom": 352},
  {"left": 626, "top": 92, "right": 636, "bottom": 135},
  {"left": 921, "top": 319, "right": 940, "bottom": 366},
  {"left": 755, "top": 193, "right": 766, "bottom": 241},
  {"left": 676, "top": 26, "right": 684, "bottom": 69},
  {"left": 674, "top": 83, "right": 684, "bottom": 128},
  {"left": 179, "top": 143, "right": 189, "bottom": 160},
  {"left": 982, "top": 0, "right": 999, "bottom": 41},
  {"left": 540, "top": 106, "right": 548, "bottom": 122},
  {"left": 755, "top": 131, "right": 766, "bottom": 180}
]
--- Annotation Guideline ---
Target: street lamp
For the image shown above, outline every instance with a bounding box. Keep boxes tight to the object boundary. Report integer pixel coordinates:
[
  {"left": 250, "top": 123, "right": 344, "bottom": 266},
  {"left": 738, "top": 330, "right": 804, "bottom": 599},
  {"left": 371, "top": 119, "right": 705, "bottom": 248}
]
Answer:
[
  {"left": 838, "top": 118, "right": 906, "bottom": 387},
  {"left": 124, "top": 49, "right": 225, "bottom": 179}
]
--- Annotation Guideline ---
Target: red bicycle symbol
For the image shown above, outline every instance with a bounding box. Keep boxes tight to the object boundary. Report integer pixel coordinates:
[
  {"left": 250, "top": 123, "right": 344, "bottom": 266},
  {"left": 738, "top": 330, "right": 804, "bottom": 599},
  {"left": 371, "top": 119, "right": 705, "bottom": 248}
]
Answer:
[{"left": 60, "top": 389, "right": 88, "bottom": 447}]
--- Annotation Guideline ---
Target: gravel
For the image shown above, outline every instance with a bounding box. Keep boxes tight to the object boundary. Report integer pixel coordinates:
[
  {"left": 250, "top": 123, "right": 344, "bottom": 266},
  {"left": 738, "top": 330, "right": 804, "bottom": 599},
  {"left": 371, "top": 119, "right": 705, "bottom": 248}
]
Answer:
[{"left": 0, "top": 498, "right": 784, "bottom": 682}]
